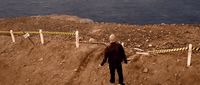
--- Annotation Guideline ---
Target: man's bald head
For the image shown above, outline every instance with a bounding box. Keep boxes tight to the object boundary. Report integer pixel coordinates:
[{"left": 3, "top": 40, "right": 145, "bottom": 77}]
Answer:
[{"left": 109, "top": 34, "right": 117, "bottom": 43}]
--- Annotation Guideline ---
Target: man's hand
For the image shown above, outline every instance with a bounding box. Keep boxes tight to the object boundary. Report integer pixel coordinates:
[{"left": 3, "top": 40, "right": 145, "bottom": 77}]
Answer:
[
  {"left": 97, "top": 64, "right": 103, "bottom": 69},
  {"left": 99, "top": 64, "right": 103, "bottom": 67}
]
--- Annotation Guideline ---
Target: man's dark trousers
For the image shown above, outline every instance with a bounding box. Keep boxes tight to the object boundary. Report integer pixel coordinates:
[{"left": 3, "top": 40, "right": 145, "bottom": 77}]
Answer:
[{"left": 109, "top": 63, "right": 124, "bottom": 84}]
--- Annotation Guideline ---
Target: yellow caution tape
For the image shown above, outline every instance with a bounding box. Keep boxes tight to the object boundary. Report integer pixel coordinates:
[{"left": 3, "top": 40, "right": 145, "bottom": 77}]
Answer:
[
  {"left": 151, "top": 47, "right": 200, "bottom": 54},
  {"left": 42, "top": 31, "right": 75, "bottom": 35},
  {"left": 151, "top": 47, "right": 188, "bottom": 54},
  {"left": 0, "top": 31, "right": 75, "bottom": 35},
  {"left": 192, "top": 47, "right": 200, "bottom": 51},
  {"left": 0, "top": 31, "right": 10, "bottom": 34}
]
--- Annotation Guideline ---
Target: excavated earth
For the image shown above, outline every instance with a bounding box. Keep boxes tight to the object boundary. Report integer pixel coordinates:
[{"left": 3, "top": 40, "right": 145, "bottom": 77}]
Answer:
[{"left": 0, "top": 15, "right": 200, "bottom": 85}]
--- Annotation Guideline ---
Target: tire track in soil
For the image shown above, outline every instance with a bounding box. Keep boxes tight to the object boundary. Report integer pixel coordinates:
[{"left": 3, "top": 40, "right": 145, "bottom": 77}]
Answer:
[
  {"left": 27, "top": 47, "right": 34, "bottom": 56},
  {"left": 65, "top": 47, "right": 103, "bottom": 85},
  {"left": 87, "top": 47, "right": 105, "bottom": 83}
]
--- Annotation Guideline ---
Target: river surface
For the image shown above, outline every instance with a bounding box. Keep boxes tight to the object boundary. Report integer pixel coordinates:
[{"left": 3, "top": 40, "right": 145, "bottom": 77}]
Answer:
[{"left": 0, "top": 0, "right": 200, "bottom": 24}]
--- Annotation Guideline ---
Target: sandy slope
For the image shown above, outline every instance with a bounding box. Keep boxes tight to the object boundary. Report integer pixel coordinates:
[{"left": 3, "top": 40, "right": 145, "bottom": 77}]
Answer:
[{"left": 0, "top": 15, "right": 200, "bottom": 85}]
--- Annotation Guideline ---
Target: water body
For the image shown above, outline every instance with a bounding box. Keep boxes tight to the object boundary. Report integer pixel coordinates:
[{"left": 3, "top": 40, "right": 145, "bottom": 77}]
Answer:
[{"left": 0, "top": 0, "right": 200, "bottom": 24}]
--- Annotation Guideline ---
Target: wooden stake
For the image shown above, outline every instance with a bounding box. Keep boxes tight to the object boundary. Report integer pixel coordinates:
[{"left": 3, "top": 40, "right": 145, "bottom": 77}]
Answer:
[
  {"left": 136, "top": 52, "right": 149, "bottom": 55},
  {"left": 187, "top": 44, "right": 192, "bottom": 67},
  {"left": 39, "top": 29, "right": 44, "bottom": 44},
  {"left": 75, "top": 31, "right": 79, "bottom": 48},
  {"left": 10, "top": 30, "right": 15, "bottom": 42}
]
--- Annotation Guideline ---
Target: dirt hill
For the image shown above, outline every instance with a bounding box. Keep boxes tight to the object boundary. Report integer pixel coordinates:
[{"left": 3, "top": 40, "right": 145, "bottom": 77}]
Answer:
[{"left": 0, "top": 15, "right": 200, "bottom": 85}]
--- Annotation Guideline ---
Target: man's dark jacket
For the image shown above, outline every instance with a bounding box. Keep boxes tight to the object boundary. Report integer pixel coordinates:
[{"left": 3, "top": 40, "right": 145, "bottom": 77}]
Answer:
[{"left": 101, "top": 42, "right": 127, "bottom": 66}]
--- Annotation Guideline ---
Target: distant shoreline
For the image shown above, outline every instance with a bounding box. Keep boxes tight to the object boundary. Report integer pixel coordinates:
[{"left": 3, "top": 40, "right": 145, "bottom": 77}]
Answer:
[{"left": 0, "top": 15, "right": 200, "bottom": 25}]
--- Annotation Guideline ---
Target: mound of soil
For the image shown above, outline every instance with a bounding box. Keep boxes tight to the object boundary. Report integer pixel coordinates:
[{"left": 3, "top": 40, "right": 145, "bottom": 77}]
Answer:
[{"left": 0, "top": 15, "right": 200, "bottom": 85}]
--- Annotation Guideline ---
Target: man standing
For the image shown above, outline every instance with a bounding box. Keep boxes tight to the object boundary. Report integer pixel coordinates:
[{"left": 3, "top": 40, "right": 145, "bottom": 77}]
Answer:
[{"left": 100, "top": 34, "right": 127, "bottom": 85}]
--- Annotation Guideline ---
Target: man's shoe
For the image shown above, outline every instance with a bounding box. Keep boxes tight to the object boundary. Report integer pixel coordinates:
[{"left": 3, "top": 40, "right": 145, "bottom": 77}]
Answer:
[{"left": 118, "top": 83, "right": 125, "bottom": 85}]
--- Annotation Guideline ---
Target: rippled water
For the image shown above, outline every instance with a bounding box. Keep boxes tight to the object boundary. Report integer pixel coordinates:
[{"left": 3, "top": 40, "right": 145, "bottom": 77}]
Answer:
[{"left": 0, "top": 0, "right": 200, "bottom": 24}]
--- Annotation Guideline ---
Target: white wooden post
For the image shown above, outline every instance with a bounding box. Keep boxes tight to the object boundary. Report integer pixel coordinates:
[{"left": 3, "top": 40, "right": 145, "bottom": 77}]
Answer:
[
  {"left": 187, "top": 44, "right": 192, "bottom": 67},
  {"left": 39, "top": 29, "right": 44, "bottom": 44},
  {"left": 136, "top": 52, "right": 150, "bottom": 55},
  {"left": 10, "top": 30, "right": 15, "bottom": 42},
  {"left": 75, "top": 31, "right": 79, "bottom": 48}
]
